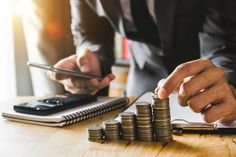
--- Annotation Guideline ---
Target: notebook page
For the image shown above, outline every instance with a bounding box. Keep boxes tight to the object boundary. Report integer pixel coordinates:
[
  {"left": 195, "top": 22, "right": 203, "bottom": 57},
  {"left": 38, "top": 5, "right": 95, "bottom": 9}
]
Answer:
[
  {"left": 122, "top": 92, "right": 236, "bottom": 129},
  {"left": 122, "top": 92, "right": 204, "bottom": 123}
]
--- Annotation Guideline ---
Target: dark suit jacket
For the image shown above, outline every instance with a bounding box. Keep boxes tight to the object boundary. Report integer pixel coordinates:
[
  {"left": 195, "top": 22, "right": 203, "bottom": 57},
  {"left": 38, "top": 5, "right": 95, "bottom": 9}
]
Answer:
[{"left": 70, "top": 0, "right": 236, "bottom": 96}]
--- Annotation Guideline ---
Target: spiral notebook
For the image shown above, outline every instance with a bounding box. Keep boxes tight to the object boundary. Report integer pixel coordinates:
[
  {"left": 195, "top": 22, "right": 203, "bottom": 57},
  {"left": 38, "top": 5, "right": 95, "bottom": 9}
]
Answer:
[
  {"left": 2, "top": 97, "right": 129, "bottom": 127},
  {"left": 121, "top": 92, "right": 236, "bottom": 133}
]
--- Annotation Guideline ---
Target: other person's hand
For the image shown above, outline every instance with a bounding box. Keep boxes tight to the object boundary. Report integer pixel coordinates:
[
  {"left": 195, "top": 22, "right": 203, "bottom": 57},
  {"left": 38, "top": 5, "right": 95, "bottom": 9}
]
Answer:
[
  {"left": 48, "top": 49, "right": 115, "bottom": 94},
  {"left": 155, "top": 58, "right": 236, "bottom": 123}
]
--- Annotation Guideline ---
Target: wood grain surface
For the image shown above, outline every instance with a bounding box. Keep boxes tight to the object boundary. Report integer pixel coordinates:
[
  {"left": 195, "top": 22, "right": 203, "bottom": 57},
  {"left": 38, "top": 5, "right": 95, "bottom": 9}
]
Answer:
[{"left": 0, "top": 97, "right": 236, "bottom": 157}]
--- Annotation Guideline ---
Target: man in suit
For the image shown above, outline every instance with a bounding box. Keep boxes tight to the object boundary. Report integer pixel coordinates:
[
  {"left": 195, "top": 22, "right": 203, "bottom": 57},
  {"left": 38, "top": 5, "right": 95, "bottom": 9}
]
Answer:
[{"left": 48, "top": 0, "right": 236, "bottom": 123}]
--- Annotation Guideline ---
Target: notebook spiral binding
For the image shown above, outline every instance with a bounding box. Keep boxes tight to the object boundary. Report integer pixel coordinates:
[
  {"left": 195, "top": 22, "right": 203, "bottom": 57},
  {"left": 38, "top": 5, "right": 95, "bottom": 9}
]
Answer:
[{"left": 63, "top": 97, "right": 129, "bottom": 125}]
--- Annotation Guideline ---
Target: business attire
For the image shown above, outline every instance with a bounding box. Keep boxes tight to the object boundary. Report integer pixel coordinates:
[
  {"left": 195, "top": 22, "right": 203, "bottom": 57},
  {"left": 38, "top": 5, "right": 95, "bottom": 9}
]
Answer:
[{"left": 70, "top": 0, "right": 236, "bottom": 96}]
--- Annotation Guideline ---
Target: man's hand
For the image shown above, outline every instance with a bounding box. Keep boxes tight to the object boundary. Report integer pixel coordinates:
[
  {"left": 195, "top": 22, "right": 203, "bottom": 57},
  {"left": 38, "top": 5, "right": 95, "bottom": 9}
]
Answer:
[
  {"left": 155, "top": 58, "right": 236, "bottom": 123},
  {"left": 48, "top": 49, "right": 115, "bottom": 94}
]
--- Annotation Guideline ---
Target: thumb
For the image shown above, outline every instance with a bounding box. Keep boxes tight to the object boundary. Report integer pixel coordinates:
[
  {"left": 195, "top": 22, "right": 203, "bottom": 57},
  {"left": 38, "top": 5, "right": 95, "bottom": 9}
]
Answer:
[
  {"left": 79, "top": 62, "right": 90, "bottom": 73},
  {"left": 77, "top": 49, "right": 91, "bottom": 73}
]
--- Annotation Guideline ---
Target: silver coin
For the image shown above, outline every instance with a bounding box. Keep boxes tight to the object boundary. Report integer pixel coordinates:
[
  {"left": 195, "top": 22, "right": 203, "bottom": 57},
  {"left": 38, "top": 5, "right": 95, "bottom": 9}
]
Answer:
[
  {"left": 88, "top": 124, "right": 103, "bottom": 131},
  {"left": 119, "top": 112, "right": 135, "bottom": 117},
  {"left": 152, "top": 94, "right": 172, "bottom": 144},
  {"left": 135, "top": 102, "right": 151, "bottom": 108},
  {"left": 103, "top": 119, "right": 120, "bottom": 125}
]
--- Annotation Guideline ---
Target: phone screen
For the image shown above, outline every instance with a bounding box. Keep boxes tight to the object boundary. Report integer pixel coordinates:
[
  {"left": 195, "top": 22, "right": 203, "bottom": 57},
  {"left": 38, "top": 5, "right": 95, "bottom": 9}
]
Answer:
[
  {"left": 13, "top": 94, "right": 98, "bottom": 115},
  {"left": 27, "top": 62, "right": 102, "bottom": 80}
]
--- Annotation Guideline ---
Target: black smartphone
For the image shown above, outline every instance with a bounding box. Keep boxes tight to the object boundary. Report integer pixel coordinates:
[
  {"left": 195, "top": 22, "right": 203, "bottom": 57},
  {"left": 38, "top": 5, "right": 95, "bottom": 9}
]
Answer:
[
  {"left": 27, "top": 62, "right": 103, "bottom": 80},
  {"left": 13, "top": 93, "right": 97, "bottom": 115}
]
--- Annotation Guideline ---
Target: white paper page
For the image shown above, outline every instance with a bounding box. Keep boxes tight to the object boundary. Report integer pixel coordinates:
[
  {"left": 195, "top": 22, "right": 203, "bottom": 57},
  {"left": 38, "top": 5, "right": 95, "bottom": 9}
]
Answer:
[{"left": 120, "top": 92, "right": 236, "bottom": 129}]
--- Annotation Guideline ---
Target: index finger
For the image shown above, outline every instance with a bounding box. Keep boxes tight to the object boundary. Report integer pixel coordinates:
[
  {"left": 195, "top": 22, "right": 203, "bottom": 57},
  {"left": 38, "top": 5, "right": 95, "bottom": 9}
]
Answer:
[
  {"left": 158, "top": 58, "right": 214, "bottom": 99},
  {"left": 47, "top": 71, "right": 71, "bottom": 82},
  {"left": 89, "top": 74, "right": 115, "bottom": 89}
]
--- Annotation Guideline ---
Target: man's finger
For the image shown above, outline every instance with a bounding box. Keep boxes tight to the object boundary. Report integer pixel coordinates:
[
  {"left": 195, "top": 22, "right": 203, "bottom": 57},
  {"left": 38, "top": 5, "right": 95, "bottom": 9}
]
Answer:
[
  {"left": 48, "top": 54, "right": 78, "bottom": 81},
  {"left": 158, "top": 58, "right": 214, "bottom": 99},
  {"left": 180, "top": 67, "right": 225, "bottom": 99},
  {"left": 54, "top": 54, "right": 78, "bottom": 69},
  {"left": 185, "top": 82, "right": 225, "bottom": 112},
  {"left": 77, "top": 49, "right": 93, "bottom": 72},
  {"left": 202, "top": 102, "right": 228, "bottom": 123},
  {"left": 178, "top": 67, "right": 225, "bottom": 106},
  {"left": 220, "top": 113, "right": 236, "bottom": 123},
  {"left": 78, "top": 56, "right": 90, "bottom": 72},
  {"left": 98, "top": 74, "right": 115, "bottom": 89},
  {"left": 47, "top": 71, "right": 70, "bottom": 81}
]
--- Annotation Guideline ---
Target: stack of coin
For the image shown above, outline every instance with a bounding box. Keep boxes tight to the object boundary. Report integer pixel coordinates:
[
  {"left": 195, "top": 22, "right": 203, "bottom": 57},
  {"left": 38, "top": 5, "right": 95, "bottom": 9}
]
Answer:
[
  {"left": 135, "top": 102, "right": 154, "bottom": 141},
  {"left": 152, "top": 94, "right": 172, "bottom": 144},
  {"left": 103, "top": 120, "right": 120, "bottom": 141},
  {"left": 87, "top": 124, "right": 104, "bottom": 142},
  {"left": 119, "top": 112, "right": 136, "bottom": 140}
]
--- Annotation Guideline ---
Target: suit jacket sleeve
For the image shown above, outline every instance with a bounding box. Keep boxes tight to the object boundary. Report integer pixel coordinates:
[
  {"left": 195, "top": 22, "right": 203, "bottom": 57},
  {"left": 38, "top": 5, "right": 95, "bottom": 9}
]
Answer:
[
  {"left": 70, "top": 0, "right": 115, "bottom": 76},
  {"left": 199, "top": 0, "right": 236, "bottom": 87}
]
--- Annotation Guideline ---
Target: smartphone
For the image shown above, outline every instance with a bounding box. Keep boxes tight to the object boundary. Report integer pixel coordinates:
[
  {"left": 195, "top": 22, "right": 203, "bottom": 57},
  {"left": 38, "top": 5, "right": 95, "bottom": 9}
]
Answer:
[
  {"left": 27, "top": 62, "right": 103, "bottom": 80},
  {"left": 14, "top": 93, "right": 97, "bottom": 115}
]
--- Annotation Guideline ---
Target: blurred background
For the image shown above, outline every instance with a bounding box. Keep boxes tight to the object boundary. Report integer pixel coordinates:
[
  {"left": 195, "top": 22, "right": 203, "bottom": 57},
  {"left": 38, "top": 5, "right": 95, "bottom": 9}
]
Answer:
[
  {"left": 0, "top": 0, "right": 130, "bottom": 103},
  {"left": 0, "top": 0, "right": 75, "bottom": 102}
]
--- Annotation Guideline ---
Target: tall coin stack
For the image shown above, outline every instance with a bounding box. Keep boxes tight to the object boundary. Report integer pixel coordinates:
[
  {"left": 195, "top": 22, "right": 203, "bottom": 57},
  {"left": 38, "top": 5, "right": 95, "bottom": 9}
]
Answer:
[
  {"left": 135, "top": 102, "right": 154, "bottom": 141},
  {"left": 120, "top": 112, "right": 136, "bottom": 140},
  {"left": 87, "top": 124, "right": 104, "bottom": 142},
  {"left": 152, "top": 94, "right": 172, "bottom": 144},
  {"left": 103, "top": 120, "right": 120, "bottom": 141}
]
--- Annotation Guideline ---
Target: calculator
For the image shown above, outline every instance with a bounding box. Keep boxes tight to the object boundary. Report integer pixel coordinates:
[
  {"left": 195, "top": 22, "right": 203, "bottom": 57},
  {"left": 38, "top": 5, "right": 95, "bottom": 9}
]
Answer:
[{"left": 14, "top": 93, "right": 97, "bottom": 115}]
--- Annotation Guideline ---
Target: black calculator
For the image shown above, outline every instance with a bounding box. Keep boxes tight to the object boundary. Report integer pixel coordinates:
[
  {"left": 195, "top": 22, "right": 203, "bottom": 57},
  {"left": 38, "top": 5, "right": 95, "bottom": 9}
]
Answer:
[{"left": 14, "top": 93, "right": 97, "bottom": 116}]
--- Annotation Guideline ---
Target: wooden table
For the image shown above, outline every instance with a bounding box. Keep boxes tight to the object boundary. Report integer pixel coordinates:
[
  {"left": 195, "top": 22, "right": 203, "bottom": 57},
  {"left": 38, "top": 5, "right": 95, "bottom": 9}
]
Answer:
[{"left": 1, "top": 97, "right": 236, "bottom": 157}]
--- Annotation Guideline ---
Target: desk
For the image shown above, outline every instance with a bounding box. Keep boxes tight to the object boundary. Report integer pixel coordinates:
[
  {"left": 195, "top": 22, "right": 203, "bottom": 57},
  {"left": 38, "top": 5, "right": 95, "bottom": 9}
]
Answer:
[{"left": 1, "top": 97, "right": 236, "bottom": 157}]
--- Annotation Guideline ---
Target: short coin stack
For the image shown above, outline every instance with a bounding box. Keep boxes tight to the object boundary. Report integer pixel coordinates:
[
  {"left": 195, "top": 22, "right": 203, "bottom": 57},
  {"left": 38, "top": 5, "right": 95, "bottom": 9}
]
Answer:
[
  {"left": 120, "top": 112, "right": 136, "bottom": 140},
  {"left": 135, "top": 102, "right": 154, "bottom": 141},
  {"left": 152, "top": 94, "right": 172, "bottom": 144},
  {"left": 103, "top": 120, "right": 120, "bottom": 141},
  {"left": 87, "top": 124, "right": 104, "bottom": 142}
]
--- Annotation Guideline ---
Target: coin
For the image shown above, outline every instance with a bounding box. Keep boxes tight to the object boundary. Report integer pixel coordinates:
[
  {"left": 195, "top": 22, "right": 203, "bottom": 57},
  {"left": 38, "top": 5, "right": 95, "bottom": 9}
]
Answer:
[
  {"left": 152, "top": 94, "right": 172, "bottom": 144},
  {"left": 119, "top": 112, "right": 136, "bottom": 141},
  {"left": 103, "top": 120, "right": 120, "bottom": 141},
  {"left": 153, "top": 119, "right": 171, "bottom": 126},
  {"left": 157, "top": 136, "right": 173, "bottom": 144},
  {"left": 87, "top": 124, "right": 104, "bottom": 142},
  {"left": 135, "top": 102, "right": 154, "bottom": 141}
]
